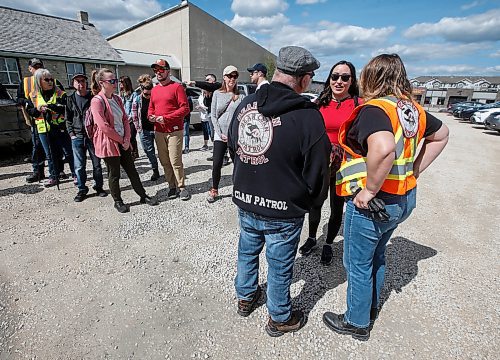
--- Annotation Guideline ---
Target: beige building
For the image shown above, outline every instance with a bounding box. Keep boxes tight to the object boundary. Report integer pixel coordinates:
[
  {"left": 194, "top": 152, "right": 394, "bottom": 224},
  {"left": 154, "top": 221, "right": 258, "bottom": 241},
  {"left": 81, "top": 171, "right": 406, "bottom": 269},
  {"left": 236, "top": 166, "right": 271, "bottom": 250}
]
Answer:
[{"left": 107, "top": 1, "right": 276, "bottom": 82}]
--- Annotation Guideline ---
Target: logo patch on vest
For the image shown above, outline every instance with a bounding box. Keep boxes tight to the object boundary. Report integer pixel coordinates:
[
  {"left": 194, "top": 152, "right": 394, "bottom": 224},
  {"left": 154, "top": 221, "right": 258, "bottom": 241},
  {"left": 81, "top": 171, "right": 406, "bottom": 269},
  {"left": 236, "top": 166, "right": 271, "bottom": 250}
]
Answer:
[
  {"left": 396, "top": 100, "right": 419, "bottom": 138},
  {"left": 236, "top": 101, "right": 281, "bottom": 165}
]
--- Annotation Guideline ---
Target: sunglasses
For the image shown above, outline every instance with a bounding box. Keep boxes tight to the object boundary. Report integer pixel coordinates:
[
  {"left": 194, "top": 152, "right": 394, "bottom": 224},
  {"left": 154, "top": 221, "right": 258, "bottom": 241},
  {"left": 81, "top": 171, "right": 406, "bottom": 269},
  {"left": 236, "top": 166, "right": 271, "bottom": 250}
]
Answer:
[
  {"left": 43, "top": 78, "right": 54, "bottom": 83},
  {"left": 225, "top": 73, "right": 239, "bottom": 79},
  {"left": 153, "top": 67, "right": 169, "bottom": 73},
  {"left": 142, "top": 91, "right": 151, "bottom": 96},
  {"left": 331, "top": 73, "right": 351, "bottom": 82},
  {"left": 103, "top": 79, "right": 118, "bottom": 84}
]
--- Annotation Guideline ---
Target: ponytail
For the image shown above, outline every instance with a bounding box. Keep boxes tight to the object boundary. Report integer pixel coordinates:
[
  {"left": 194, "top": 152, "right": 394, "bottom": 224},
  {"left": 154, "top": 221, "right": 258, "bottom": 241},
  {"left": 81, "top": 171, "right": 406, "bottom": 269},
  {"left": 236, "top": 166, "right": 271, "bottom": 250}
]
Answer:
[{"left": 91, "top": 68, "right": 114, "bottom": 96}]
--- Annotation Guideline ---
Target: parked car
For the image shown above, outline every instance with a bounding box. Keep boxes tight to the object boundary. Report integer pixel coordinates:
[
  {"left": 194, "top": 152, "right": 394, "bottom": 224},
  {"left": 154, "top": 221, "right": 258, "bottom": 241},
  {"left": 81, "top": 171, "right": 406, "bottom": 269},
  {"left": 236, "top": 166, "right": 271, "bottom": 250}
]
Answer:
[
  {"left": 185, "top": 86, "right": 202, "bottom": 130},
  {"left": 453, "top": 102, "right": 483, "bottom": 118},
  {"left": 484, "top": 112, "right": 500, "bottom": 133},
  {"left": 301, "top": 92, "right": 319, "bottom": 102},
  {"left": 469, "top": 102, "right": 500, "bottom": 124},
  {"left": 0, "top": 85, "right": 31, "bottom": 148},
  {"left": 237, "top": 83, "right": 257, "bottom": 96},
  {"left": 448, "top": 101, "right": 481, "bottom": 114}
]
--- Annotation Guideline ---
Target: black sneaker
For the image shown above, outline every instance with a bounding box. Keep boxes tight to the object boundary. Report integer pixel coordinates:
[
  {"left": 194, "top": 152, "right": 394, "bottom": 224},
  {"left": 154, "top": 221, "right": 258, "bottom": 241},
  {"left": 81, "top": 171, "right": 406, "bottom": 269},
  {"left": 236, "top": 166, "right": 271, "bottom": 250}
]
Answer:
[
  {"left": 322, "top": 312, "right": 370, "bottom": 341},
  {"left": 74, "top": 190, "right": 88, "bottom": 202},
  {"left": 114, "top": 201, "right": 130, "bottom": 213},
  {"left": 265, "top": 310, "right": 306, "bottom": 337},
  {"left": 26, "top": 172, "right": 44, "bottom": 183},
  {"left": 237, "top": 286, "right": 262, "bottom": 317},
  {"left": 140, "top": 195, "right": 159, "bottom": 206},
  {"left": 150, "top": 169, "right": 160, "bottom": 181},
  {"left": 58, "top": 172, "right": 69, "bottom": 180},
  {"left": 94, "top": 188, "right": 108, "bottom": 197},
  {"left": 320, "top": 244, "right": 333, "bottom": 265},
  {"left": 299, "top": 237, "right": 317, "bottom": 256},
  {"left": 206, "top": 156, "right": 213, "bottom": 161},
  {"left": 167, "top": 188, "right": 179, "bottom": 199},
  {"left": 179, "top": 188, "right": 191, "bottom": 201}
]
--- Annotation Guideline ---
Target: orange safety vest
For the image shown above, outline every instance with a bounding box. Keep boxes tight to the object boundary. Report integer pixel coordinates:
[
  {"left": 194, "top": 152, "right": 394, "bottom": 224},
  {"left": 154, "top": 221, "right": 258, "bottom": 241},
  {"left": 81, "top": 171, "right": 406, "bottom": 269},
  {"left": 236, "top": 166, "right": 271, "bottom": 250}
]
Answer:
[
  {"left": 336, "top": 96, "right": 427, "bottom": 196},
  {"left": 32, "top": 88, "right": 66, "bottom": 134},
  {"left": 23, "top": 76, "right": 35, "bottom": 99}
]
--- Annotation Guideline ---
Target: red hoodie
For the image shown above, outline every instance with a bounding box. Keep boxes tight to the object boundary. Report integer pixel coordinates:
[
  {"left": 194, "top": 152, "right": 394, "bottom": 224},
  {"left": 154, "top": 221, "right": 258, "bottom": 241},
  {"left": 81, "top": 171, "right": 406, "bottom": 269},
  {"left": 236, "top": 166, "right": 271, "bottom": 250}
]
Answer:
[{"left": 148, "top": 81, "right": 190, "bottom": 133}]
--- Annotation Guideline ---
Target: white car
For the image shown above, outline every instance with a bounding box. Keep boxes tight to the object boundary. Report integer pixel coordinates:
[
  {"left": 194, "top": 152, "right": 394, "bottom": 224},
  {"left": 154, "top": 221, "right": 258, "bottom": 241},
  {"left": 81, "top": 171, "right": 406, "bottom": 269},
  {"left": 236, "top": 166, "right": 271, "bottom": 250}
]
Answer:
[{"left": 470, "top": 106, "right": 500, "bottom": 125}]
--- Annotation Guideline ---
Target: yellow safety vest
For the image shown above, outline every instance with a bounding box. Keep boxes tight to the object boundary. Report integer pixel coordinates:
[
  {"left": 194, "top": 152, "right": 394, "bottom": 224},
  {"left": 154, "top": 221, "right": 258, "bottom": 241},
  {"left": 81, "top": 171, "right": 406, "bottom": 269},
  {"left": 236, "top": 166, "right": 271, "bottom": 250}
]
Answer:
[
  {"left": 32, "top": 89, "right": 66, "bottom": 134},
  {"left": 336, "top": 96, "right": 427, "bottom": 196}
]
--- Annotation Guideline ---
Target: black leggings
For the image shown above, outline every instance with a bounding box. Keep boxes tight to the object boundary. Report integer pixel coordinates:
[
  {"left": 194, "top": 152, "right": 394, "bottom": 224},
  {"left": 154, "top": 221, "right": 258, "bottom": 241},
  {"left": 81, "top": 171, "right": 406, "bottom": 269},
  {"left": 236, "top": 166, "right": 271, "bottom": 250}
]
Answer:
[
  {"left": 308, "top": 173, "right": 345, "bottom": 243},
  {"left": 211, "top": 140, "right": 227, "bottom": 189}
]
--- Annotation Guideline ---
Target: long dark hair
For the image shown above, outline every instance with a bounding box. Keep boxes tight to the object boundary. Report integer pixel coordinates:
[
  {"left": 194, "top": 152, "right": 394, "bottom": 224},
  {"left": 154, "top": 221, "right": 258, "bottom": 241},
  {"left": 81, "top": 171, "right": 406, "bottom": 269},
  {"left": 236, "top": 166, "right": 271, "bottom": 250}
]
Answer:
[
  {"left": 119, "top": 76, "right": 133, "bottom": 97},
  {"left": 317, "top": 60, "right": 359, "bottom": 107}
]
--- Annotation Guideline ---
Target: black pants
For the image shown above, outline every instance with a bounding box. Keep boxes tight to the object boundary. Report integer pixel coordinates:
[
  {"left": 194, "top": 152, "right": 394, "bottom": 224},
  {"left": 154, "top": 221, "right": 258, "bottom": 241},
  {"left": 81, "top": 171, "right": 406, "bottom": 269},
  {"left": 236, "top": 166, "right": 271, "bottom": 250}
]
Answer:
[
  {"left": 103, "top": 147, "right": 146, "bottom": 202},
  {"left": 309, "top": 170, "right": 344, "bottom": 243},
  {"left": 130, "top": 122, "right": 139, "bottom": 158},
  {"left": 211, "top": 140, "right": 227, "bottom": 189}
]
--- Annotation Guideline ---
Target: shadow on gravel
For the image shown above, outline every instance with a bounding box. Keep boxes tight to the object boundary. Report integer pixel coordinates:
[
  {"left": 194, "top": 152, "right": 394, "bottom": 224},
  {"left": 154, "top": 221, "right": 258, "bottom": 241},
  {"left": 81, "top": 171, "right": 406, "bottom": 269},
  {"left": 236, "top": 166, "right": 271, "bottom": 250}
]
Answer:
[
  {"left": 0, "top": 183, "right": 44, "bottom": 197},
  {"left": 482, "top": 130, "right": 500, "bottom": 136},
  {"left": 0, "top": 171, "right": 31, "bottom": 181},
  {"left": 257, "top": 235, "right": 437, "bottom": 319},
  {"left": 184, "top": 164, "right": 212, "bottom": 176}
]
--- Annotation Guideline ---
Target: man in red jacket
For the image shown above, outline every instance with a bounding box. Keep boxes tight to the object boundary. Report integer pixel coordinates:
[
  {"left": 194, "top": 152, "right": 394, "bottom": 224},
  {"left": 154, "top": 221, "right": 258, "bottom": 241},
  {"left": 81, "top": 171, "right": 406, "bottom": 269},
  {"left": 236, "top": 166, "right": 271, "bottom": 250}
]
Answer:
[{"left": 148, "top": 59, "right": 191, "bottom": 200}]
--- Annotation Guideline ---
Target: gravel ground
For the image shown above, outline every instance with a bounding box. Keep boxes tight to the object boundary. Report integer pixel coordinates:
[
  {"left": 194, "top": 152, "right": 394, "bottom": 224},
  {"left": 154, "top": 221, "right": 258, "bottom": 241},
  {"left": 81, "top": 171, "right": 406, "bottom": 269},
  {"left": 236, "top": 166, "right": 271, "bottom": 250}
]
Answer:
[{"left": 0, "top": 113, "right": 498, "bottom": 359}]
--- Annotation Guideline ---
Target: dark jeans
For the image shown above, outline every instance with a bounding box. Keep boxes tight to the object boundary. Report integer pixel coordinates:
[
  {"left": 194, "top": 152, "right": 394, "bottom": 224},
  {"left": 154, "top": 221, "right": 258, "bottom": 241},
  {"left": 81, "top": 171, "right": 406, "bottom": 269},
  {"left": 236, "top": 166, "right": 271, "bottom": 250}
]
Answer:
[
  {"left": 53, "top": 127, "right": 75, "bottom": 177},
  {"left": 212, "top": 140, "right": 227, "bottom": 189},
  {"left": 308, "top": 168, "right": 344, "bottom": 243},
  {"left": 201, "top": 121, "right": 211, "bottom": 141},
  {"left": 30, "top": 127, "right": 45, "bottom": 174},
  {"left": 103, "top": 147, "right": 147, "bottom": 202},
  {"left": 139, "top": 130, "right": 159, "bottom": 171},
  {"left": 71, "top": 136, "right": 103, "bottom": 192},
  {"left": 183, "top": 118, "right": 190, "bottom": 149},
  {"left": 38, "top": 130, "right": 57, "bottom": 180},
  {"left": 130, "top": 122, "right": 139, "bottom": 158}
]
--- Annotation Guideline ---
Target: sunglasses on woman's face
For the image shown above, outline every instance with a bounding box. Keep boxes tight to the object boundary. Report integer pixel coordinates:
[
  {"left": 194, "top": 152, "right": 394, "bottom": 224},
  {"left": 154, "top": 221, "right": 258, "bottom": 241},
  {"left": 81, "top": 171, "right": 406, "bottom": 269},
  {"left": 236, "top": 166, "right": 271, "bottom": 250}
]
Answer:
[
  {"left": 43, "top": 78, "right": 54, "bottom": 83},
  {"left": 142, "top": 91, "right": 151, "bottom": 97},
  {"left": 103, "top": 79, "right": 118, "bottom": 84},
  {"left": 331, "top": 73, "right": 351, "bottom": 82},
  {"left": 226, "top": 73, "right": 239, "bottom": 80}
]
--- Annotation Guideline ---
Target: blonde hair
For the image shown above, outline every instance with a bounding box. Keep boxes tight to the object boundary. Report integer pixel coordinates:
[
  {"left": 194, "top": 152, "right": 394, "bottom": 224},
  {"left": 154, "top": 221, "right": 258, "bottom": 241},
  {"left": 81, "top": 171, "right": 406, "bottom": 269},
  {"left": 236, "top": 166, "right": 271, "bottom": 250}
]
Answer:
[
  {"left": 359, "top": 54, "right": 413, "bottom": 102},
  {"left": 90, "top": 68, "right": 114, "bottom": 95},
  {"left": 33, "top": 68, "right": 52, "bottom": 94},
  {"left": 137, "top": 74, "right": 152, "bottom": 85}
]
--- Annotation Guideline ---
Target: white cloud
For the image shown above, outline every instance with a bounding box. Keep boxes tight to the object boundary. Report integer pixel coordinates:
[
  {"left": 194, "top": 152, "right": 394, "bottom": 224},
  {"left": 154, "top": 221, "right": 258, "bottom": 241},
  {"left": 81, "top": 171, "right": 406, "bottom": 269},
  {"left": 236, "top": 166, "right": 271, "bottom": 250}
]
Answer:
[
  {"left": 226, "top": 13, "right": 289, "bottom": 34},
  {"left": 461, "top": 1, "right": 479, "bottom": 10},
  {"left": 486, "top": 65, "right": 500, "bottom": 72},
  {"left": 230, "top": 0, "right": 288, "bottom": 17},
  {"left": 296, "top": 0, "right": 327, "bottom": 4},
  {"left": 406, "top": 64, "right": 483, "bottom": 76},
  {"left": 374, "top": 43, "right": 492, "bottom": 62},
  {"left": 404, "top": 9, "right": 500, "bottom": 42},
  {"left": 490, "top": 50, "right": 500, "bottom": 58},
  {"left": 1, "top": 0, "right": 163, "bottom": 36}
]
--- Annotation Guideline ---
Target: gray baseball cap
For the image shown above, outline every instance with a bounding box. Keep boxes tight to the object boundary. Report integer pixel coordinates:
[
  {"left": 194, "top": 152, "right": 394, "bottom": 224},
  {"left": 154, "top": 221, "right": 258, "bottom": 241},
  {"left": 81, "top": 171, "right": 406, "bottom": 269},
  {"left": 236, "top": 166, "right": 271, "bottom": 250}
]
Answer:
[{"left": 276, "top": 46, "right": 320, "bottom": 76}]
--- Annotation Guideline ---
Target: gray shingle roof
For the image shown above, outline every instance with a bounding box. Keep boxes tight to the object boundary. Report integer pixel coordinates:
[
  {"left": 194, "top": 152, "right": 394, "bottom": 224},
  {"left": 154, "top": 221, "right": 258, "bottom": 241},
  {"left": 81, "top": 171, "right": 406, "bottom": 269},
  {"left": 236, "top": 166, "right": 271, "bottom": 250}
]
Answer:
[
  {"left": 412, "top": 76, "right": 500, "bottom": 85},
  {"left": 0, "top": 6, "right": 123, "bottom": 63}
]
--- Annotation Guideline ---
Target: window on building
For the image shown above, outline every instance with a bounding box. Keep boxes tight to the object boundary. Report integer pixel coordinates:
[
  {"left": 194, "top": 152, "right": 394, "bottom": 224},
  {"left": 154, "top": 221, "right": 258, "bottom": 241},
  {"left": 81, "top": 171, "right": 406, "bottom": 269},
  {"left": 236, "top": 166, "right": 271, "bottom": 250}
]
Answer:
[
  {"left": 94, "top": 63, "right": 105, "bottom": 69},
  {"left": 0, "top": 57, "right": 21, "bottom": 85},
  {"left": 437, "top": 97, "right": 445, "bottom": 105},
  {"left": 66, "top": 62, "right": 84, "bottom": 85},
  {"left": 424, "top": 97, "right": 431, "bottom": 104},
  {"left": 457, "top": 83, "right": 464, "bottom": 88}
]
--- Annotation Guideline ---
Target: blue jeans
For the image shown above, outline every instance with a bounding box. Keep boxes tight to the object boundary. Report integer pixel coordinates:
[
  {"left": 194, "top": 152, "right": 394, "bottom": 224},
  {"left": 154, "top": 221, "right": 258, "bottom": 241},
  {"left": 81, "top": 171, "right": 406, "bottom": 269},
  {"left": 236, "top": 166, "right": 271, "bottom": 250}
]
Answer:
[
  {"left": 343, "top": 188, "right": 417, "bottom": 328},
  {"left": 38, "top": 130, "right": 57, "bottom": 180},
  {"left": 72, "top": 137, "right": 104, "bottom": 192},
  {"left": 235, "top": 208, "right": 304, "bottom": 322},
  {"left": 53, "top": 127, "right": 75, "bottom": 177},
  {"left": 183, "top": 118, "right": 190, "bottom": 149},
  {"left": 139, "top": 130, "right": 159, "bottom": 171},
  {"left": 201, "top": 121, "right": 211, "bottom": 141},
  {"left": 30, "top": 128, "right": 45, "bottom": 173}
]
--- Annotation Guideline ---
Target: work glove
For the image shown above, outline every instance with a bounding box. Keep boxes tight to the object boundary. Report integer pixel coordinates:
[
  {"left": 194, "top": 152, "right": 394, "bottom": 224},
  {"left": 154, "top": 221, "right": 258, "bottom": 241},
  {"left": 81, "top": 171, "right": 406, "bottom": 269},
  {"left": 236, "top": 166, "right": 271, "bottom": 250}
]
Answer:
[{"left": 352, "top": 188, "right": 390, "bottom": 223}]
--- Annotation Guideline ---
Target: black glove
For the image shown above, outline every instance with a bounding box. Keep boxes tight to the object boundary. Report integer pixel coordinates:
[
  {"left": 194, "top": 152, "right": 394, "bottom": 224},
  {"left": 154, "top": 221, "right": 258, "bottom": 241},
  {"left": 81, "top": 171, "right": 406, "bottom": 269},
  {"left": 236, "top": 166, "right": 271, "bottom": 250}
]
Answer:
[{"left": 352, "top": 188, "right": 390, "bottom": 223}]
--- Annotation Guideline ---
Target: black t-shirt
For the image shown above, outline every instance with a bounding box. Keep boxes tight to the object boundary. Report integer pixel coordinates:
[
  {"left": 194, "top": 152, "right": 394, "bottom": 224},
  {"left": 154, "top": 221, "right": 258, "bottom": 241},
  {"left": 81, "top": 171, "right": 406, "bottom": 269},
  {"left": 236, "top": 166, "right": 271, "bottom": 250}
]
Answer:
[
  {"left": 346, "top": 105, "right": 443, "bottom": 156},
  {"left": 141, "top": 97, "right": 154, "bottom": 131},
  {"left": 74, "top": 93, "right": 89, "bottom": 113}
]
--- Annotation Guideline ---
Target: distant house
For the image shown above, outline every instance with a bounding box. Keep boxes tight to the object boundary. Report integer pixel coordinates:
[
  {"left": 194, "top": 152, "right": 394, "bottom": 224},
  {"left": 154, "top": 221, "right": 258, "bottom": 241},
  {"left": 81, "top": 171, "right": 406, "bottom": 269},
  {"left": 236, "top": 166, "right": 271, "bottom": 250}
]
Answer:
[{"left": 0, "top": 6, "right": 124, "bottom": 92}]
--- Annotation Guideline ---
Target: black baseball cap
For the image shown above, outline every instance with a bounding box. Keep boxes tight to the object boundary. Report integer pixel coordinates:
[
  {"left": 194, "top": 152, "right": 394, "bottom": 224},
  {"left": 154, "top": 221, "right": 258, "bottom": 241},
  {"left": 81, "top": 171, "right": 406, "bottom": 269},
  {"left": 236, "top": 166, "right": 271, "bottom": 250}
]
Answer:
[{"left": 247, "top": 63, "right": 268, "bottom": 75}]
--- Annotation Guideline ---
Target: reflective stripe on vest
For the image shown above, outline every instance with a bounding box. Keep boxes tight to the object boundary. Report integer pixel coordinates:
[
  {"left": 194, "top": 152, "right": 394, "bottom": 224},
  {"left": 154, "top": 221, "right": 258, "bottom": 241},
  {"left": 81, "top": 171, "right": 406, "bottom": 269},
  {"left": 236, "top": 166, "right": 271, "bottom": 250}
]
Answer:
[
  {"left": 335, "top": 96, "right": 427, "bottom": 196},
  {"left": 33, "top": 89, "right": 66, "bottom": 133}
]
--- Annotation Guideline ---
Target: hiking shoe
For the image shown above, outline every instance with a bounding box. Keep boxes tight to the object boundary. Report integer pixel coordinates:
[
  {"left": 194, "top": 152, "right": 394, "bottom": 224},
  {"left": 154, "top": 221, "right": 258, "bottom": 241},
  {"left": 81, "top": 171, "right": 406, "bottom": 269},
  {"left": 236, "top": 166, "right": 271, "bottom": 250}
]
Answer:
[
  {"left": 200, "top": 145, "right": 209, "bottom": 151},
  {"left": 265, "top": 310, "right": 306, "bottom": 337},
  {"left": 44, "top": 178, "right": 57, "bottom": 188},
  {"left": 94, "top": 187, "right": 108, "bottom": 197},
  {"left": 74, "top": 190, "right": 88, "bottom": 202},
  {"left": 167, "top": 188, "right": 179, "bottom": 199},
  {"left": 320, "top": 244, "right": 333, "bottom": 265},
  {"left": 322, "top": 312, "right": 370, "bottom": 341},
  {"left": 206, "top": 156, "right": 213, "bottom": 161},
  {"left": 237, "top": 286, "right": 262, "bottom": 317},
  {"left": 299, "top": 237, "right": 317, "bottom": 256},
  {"left": 140, "top": 195, "right": 159, "bottom": 206},
  {"left": 114, "top": 201, "right": 130, "bottom": 213},
  {"left": 207, "top": 188, "right": 218, "bottom": 203},
  {"left": 26, "top": 172, "right": 44, "bottom": 183},
  {"left": 150, "top": 169, "right": 160, "bottom": 181},
  {"left": 179, "top": 188, "right": 191, "bottom": 201},
  {"left": 182, "top": 148, "right": 189, "bottom": 154}
]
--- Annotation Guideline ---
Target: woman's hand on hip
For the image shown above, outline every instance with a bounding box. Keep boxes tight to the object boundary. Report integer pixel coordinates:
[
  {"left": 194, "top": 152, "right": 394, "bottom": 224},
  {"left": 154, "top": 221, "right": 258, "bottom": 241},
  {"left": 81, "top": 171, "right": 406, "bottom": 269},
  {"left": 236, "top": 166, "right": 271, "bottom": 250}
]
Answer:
[{"left": 353, "top": 188, "right": 376, "bottom": 209}]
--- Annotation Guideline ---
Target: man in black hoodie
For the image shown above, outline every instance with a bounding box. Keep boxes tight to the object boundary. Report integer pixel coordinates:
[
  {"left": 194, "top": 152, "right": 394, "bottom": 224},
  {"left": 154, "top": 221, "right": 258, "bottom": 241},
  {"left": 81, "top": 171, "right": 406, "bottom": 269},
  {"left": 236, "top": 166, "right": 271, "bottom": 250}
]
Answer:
[{"left": 228, "top": 46, "right": 331, "bottom": 337}]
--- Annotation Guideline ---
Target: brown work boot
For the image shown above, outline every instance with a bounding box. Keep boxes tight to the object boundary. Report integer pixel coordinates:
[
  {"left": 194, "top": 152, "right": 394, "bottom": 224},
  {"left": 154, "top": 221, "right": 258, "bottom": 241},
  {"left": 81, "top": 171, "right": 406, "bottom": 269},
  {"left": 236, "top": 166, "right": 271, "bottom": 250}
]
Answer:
[
  {"left": 265, "top": 310, "right": 306, "bottom": 337},
  {"left": 237, "top": 286, "right": 261, "bottom": 317}
]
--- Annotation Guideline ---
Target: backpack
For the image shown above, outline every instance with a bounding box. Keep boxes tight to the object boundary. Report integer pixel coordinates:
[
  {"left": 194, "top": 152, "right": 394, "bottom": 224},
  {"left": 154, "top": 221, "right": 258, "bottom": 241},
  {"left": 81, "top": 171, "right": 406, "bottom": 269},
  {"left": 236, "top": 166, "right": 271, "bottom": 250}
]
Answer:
[{"left": 85, "top": 95, "right": 105, "bottom": 139}]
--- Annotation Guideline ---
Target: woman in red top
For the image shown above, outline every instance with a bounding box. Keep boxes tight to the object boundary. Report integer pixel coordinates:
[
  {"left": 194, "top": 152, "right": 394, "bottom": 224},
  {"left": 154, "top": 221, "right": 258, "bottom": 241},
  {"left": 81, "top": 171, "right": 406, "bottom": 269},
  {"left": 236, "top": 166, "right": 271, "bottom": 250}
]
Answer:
[{"left": 299, "top": 60, "right": 362, "bottom": 265}]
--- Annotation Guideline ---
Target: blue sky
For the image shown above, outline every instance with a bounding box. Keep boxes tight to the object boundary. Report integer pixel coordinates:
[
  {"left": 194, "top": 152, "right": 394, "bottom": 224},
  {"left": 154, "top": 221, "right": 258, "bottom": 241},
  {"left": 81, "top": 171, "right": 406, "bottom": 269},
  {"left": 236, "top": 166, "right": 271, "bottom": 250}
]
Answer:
[{"left": 4, "top": 0, "right": 500, "bottom": 80}]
